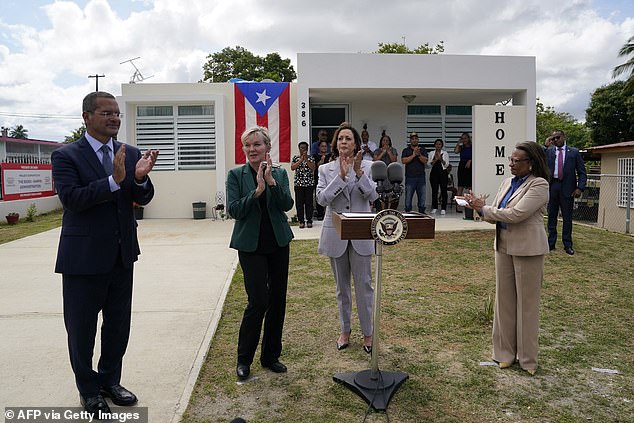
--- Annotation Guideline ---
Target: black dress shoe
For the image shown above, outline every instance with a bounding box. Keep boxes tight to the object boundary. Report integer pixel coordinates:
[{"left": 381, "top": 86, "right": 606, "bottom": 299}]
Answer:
[
  {"left": 80, "top": 394, "right": 111, "bottom": 416},
  {"left": 363, "top": 345, "right": 372, "bottom": 354},
  {"left": 263, "top": 361, "right": 287, "bottom": 373},
  {"left": 549, "top": 246, "right": 555, "bottom": 251},
  {"left": 236, "top": 363, "right": 250, "bottom": 380},
  {"left": 100, "top": 384, "right": 138, "bottom": 406},
  {"left": 565, "top": 247, "right": 575, "bottom": 255}
]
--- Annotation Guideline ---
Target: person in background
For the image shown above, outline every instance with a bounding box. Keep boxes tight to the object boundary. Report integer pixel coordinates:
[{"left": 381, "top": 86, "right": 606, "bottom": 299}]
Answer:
[
  {"left": 360, "top": 124, "right": 377, "bottom": 161},
  {"left": 401, "top": 132, "right": 428, "bottom": 213},
  {"left": 227, "top": 126, "right": 294, "bottom": 381},
  {"left": 52, "top": 91, "right": 158, "bottom": 417},
  {"left": 312, "top": 139, "right": 332, "bottom": 220},
  {"left": 454, "top": 132, "right": 473, "bottom": 212},
  {"left": 428, "top": 138, "right": 450, "bottom": 215},
  {"left": 465, "top": 141, "right": 550, "bottom": 376},
  {"left": 311, "top": 129, "right": 331, "bottom": 156},
  {"left": 373, "top": 132, "right": 398, "bottom": 165},
  {"left": 291, "top": 141, "right": 316, "bottom": 228},
  {"left": 543, "top": 129, "right": 586, "bottom": 255},
  {"left": 317, "top": 122, "right": 378, "bottom": 354}
]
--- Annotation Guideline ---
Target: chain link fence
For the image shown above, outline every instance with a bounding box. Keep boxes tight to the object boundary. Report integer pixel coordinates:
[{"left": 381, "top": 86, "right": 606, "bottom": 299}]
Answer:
[{"left": 571, "top": 174, "right": 633, "bottom": 234}]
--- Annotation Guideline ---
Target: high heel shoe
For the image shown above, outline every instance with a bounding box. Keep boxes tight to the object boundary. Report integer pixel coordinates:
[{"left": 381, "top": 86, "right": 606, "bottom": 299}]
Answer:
[
  {"left": 363, "top": 335, "right": 372, "bottom": 354},
  {"left": 336, "top": 330, "right": 351, "bottom": 351}
]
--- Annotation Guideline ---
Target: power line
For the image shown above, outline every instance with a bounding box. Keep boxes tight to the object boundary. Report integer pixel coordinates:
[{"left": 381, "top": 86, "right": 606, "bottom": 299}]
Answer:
[{"left": 0, "top": 111, "right": 82, "bottom": 120}]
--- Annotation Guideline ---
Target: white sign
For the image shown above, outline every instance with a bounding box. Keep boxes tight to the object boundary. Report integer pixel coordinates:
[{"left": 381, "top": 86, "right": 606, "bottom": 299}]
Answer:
[{"left": 472, "top": 106, "right": 527, "bottom": 202}]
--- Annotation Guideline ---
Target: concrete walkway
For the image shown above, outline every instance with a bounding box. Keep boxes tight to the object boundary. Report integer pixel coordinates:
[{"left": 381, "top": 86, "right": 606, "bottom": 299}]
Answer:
[{"left": 0, "top": 213, "right": 491, "bottom": 422}]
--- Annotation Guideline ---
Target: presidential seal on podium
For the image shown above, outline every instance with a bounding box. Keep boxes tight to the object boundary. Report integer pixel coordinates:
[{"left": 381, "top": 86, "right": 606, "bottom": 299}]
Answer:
[{"left": 370, "top": 209, "right": 408, "bottom": 246}]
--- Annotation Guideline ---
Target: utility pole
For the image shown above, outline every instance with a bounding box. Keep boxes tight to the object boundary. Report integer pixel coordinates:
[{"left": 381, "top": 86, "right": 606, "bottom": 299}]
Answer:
[{"left": 88, "top": 74, "right": 105, "bottom": 91}]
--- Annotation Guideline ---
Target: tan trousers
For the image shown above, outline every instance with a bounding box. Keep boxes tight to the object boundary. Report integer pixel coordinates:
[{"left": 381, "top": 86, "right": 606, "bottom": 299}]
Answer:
[{"left": 493, "top": 231, "right": 544, "bottom": 371}]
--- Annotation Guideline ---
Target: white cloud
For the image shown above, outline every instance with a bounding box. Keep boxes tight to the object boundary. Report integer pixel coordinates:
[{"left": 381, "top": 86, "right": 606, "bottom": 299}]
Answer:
[{"left": 0, "top": 0, "right": 632, "bottom": 140}]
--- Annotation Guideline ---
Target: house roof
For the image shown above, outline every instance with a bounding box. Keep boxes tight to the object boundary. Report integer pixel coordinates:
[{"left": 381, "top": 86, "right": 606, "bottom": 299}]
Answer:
[
  {"left": 0, "top": 137, "right": 62, "bottom": 147},
  {"left": 586, "top": 140, "right": 634, "bottom": 154}
]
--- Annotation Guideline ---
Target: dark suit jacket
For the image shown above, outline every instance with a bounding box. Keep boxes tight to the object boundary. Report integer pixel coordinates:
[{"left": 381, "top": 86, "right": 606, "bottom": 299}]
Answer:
[
  {"left": 546, "top": 145, "right": 587, "bottom": 196},
  {"left": 52, "top": 136, "right": 154, "bottom": 275},
  {"left": 227, "top": 164, "right": 294, "bottom": 252}
]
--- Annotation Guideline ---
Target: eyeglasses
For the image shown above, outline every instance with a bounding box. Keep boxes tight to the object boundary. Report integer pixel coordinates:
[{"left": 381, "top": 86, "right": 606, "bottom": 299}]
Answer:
[
  {"left": 89, "top": 111, "right": 122, "bottom": 118},
  {"left": 508, "top": 157, "right": 530, "bottom": 165},
  {"left": 551, "top": 135, "right": 560, "bottom": 141}
]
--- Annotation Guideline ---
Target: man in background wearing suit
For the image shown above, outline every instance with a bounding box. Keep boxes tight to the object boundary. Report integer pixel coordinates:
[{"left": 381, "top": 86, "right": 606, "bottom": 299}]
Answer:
[
  {"left": 52, "top": 91, "right": 158, "bottom": 416},
  {"left": 544, "top": 130, "right": 587, "bottom": 255}
]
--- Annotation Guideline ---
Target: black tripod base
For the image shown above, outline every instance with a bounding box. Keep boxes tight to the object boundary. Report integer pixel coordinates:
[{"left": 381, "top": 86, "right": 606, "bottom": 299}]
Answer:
[{"left": 333, "top": 369, "right": 408, "bottom": 411}]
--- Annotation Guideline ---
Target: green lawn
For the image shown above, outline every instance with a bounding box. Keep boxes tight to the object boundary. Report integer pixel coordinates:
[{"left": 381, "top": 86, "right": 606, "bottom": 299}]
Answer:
[
  {"left": 183, "top": 225, "right": 634, "bottom": 423},
  {"left": 0, "top": 209, "right": 63, "bottom": 245}
]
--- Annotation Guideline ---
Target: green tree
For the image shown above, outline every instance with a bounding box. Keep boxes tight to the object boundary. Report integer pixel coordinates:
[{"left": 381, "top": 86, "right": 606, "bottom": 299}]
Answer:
[
  {"left": 613, "top": 35, "right": 634, "bottom": 95},
  {"left": 536, "top": 100, "right": 590, "bottom": 148},
  {"left": 376, "top": 41, "right": 444, "bottom": 54},
  {"left": 201, "top": 46, "right": 296, "bottom": 83},
  {"left": 585, "top": 80, "right": 634, "bottom": 146},
  {"left": 64, "top": 124, "right": 86, "bottom": 144},
  {"left": 9, "top": 124, "right": 28, "bottom": 139}
]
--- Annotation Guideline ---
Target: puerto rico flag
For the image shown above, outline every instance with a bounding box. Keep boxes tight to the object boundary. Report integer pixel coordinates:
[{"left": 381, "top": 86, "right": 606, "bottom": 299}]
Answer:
[{"left": 234, "top": 81, "right": 291, "bottom": 164}]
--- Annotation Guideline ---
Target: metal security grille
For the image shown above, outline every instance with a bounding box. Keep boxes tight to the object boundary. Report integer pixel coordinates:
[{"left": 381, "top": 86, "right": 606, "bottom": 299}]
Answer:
[
  {"left": 135, "top": 104, "right": 215, "bottom": 171},
  {"left": 617, "top": 158, "right": 634, "bottom": 208}
]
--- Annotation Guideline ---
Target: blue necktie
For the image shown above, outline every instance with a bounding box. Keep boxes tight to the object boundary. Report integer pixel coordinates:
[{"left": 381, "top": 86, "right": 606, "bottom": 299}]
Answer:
[
  {"left": 498, "top": 177, "right": 523, "bottom": 229},
  {"left": 100, "top": 145, "right": 113, "bottom": 175}
]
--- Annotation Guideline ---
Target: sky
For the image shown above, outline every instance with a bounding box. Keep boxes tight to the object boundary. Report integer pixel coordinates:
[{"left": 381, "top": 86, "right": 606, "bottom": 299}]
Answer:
[{"left": 0, "top": 0, "right": 632, "bottom": 141}]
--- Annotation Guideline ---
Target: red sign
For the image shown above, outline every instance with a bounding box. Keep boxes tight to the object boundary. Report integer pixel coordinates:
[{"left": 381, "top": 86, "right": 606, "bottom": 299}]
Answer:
[{"left": 1, "top": 162, "right": 55, "bottom": 201}]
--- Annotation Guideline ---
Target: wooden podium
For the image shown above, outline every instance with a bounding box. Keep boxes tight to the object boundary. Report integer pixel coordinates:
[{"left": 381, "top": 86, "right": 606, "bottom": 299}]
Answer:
[
  {"left": 332, "top": 211, "right": 435, "bottom": 240},
  {"left": 332, "top": 211, "right": 435, "bottom": 411}
]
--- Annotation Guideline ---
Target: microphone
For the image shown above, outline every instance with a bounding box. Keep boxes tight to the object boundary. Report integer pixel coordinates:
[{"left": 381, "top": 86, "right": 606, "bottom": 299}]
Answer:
[
  {"left": 386, "top": 162, "right": 404, "bottom": 209},
  {"left": 371, "top": 161, "right": 389, "bottom": 194},
  {"left": 387, "top": 162, "right": 404, "bottom": 193},
  {"left": 371, "top": 161, "right": 391, "bottom": 211}
]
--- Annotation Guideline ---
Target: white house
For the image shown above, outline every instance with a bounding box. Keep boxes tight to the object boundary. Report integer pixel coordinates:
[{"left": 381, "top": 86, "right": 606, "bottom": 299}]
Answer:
[{"left": 117, "top": 53, "right": 536, "bottom": 218}]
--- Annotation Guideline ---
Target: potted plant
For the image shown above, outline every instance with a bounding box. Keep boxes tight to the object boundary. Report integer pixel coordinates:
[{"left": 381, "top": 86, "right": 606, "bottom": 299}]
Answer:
[
  {"left": 133, "top": 203, "right": 144, "bottom": 220},
  {"left": 5, "top": 212, "right": 19, "bottom": 225}
]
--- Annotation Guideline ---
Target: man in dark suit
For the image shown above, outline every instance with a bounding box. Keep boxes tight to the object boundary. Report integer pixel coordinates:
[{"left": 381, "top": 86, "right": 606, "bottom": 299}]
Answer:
[
  {"left": 544, "top": 130, "right": 586, "bottom": 255},
  {"left": 52, "top": 91, "right": 158, "bottom": 416}
]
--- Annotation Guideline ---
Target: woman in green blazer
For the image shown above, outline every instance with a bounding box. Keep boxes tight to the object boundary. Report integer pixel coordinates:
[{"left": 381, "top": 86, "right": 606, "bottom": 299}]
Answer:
[{"left": 227, "top": 127, "right": 294, "bottom": 381}]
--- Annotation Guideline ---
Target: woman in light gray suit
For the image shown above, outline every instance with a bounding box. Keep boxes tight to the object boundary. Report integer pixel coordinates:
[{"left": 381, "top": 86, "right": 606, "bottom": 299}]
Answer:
[
  {"left": 317, "top": 122, "right": 379, "bottom": 353},
  {"left": 466, "top": 141, "right": 550, "bottom": 375}
]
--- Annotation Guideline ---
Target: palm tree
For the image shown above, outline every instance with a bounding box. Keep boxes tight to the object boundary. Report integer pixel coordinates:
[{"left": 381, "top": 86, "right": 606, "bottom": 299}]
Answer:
[
  {"left": 613, "top": 35, "right": 634, "bottom": 95},
  {"left": 9, "top": 124, "right": 28, "bottom": 139}
]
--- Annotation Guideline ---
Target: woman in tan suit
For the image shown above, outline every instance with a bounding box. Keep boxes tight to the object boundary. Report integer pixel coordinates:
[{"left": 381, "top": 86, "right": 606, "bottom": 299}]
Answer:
[{"left": 466, "top": 141, "right": 549, "bottom": 375}]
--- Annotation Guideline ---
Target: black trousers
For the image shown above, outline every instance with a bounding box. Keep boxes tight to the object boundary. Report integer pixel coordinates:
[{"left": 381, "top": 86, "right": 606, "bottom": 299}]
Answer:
[
  {"left": 547, "top": 181, "right": 574, "bottom": 248},
  {"left": 430, "top": 166, "right": 448, "bottom": 210},
  {"left": 294, "top": 186, "right": 314, "bottom": 224},
  {"left": 62, "top": 260, "right": 133, "bottom": 397},
  {"left": 237, "top": 244, "right": 290, "bottom": 366}
]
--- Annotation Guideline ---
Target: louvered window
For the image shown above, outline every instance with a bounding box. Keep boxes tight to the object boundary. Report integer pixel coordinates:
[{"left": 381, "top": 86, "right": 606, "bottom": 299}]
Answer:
[{"left": 135, "top": 104, "right": 215, "bottom": 171}]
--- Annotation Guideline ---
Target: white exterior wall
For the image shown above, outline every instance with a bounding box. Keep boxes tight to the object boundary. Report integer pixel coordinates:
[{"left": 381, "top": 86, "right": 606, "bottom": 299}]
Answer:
[
  {"left": 118, "top": 84, "right": 229, "bottom": 218},
  {"left": 297, "top": 53, "right": 536, "bottom": 209},
  {"left": 118, "top": 83, "right": 297, "bottom": 219},
  {"left": 116, "top": 54, "right": 535, "bottom": 218}
]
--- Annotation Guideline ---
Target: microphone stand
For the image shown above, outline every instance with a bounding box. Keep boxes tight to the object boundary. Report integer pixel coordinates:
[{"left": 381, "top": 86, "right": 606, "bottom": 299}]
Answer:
[{"left": 333, "top": 206, "right": 408, "bottom": 411}]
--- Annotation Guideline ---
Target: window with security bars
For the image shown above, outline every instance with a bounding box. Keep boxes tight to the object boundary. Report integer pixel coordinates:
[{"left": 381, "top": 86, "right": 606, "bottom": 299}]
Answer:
[
  {"left": 406, "top": 105, "right": 472, "bottom": 167},
  {"left": 135, "top": 104, "right": 215, "bottom": 171},
  {"left": 617, "top": 158, "right": 634, "bottom": 208}
]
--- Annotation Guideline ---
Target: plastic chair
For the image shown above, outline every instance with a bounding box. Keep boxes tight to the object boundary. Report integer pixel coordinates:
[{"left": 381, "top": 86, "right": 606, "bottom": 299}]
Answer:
[{"left": 211, "top": 191, "right": 226, "bottom": 220}]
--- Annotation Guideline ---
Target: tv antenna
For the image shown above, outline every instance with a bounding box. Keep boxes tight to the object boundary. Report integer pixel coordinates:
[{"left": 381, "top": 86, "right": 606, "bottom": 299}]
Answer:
[{"left": 120, "top": 57, "right": 154, "bottom": 83}]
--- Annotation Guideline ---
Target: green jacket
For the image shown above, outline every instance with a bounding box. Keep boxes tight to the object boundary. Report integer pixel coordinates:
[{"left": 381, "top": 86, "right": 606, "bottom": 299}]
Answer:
[{"left": 227, "top": 164, "right": 294, "bottom": 252}]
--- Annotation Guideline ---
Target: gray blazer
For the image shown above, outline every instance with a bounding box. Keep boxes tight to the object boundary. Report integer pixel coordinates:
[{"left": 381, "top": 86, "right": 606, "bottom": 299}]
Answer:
[{"left": 316, "top": 158, "right": 378, "bottom": 257}]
